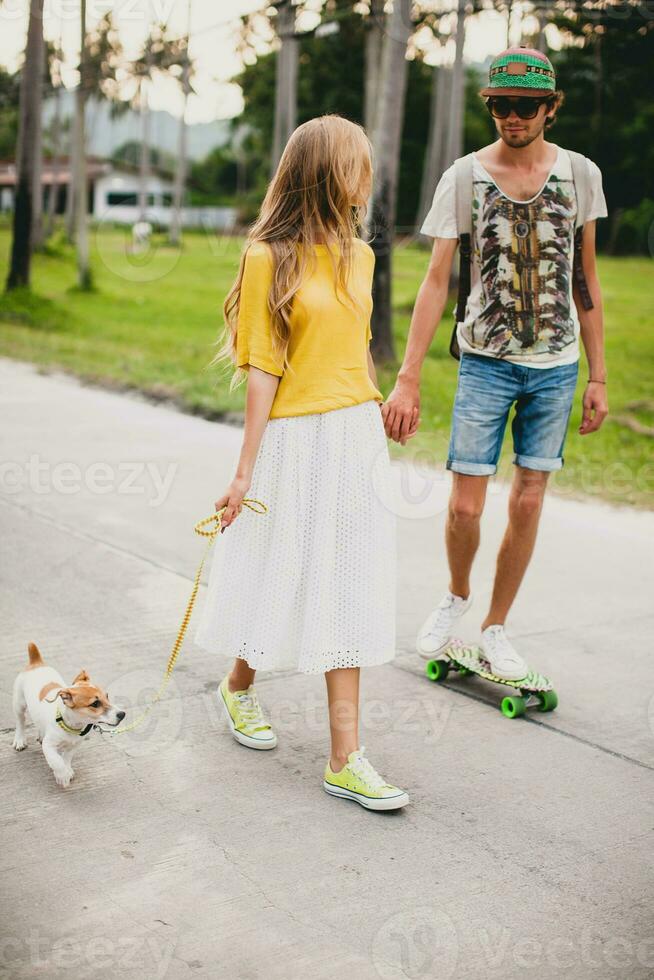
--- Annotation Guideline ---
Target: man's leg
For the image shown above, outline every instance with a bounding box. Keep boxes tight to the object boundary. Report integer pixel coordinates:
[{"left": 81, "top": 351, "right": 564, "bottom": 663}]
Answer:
[
  {"left": 416, "top": 354, "right": 515, "bottom": 659},
  {"left": 477, "top": 360, "right": 579, "bottom": 679},
  {"left": 445, "top": 355, "right": 517, "bottom": 598},
  {"left": 481, "top": 466, "right": 549, "bottom": 630},
  {"left": 447, "top": 473, "right": 490, "bottom": 599}
]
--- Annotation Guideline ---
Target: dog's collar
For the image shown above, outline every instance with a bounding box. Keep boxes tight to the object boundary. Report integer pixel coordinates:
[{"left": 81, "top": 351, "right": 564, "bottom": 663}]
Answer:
[{"left": 55, "top": 709, "right": 95, "bottom": 737}]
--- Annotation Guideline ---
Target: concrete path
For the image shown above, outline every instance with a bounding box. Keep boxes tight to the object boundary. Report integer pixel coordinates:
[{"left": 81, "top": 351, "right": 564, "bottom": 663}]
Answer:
[{"left": 1, "top": 358, "right": 653, "bottom": 980}]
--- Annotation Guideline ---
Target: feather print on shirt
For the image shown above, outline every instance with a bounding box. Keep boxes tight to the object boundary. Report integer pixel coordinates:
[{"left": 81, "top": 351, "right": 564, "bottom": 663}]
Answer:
[{"left": 469, "top": 175, "right": 577, "bottom": 358}]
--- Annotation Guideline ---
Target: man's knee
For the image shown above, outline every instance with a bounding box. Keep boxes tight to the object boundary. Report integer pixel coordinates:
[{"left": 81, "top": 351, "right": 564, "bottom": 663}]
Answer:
[
  {"left": 449, "top": 493, "right": 485, "bottom": 525},
  {"left": 509, "top": 474, "right": 547, "bottom": 522}
]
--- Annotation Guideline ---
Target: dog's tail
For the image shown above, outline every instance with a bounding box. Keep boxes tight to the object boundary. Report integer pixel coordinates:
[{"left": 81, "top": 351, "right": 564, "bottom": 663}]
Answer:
[{"left": 27, "top": 642, "right": 45, "bottom": 669}]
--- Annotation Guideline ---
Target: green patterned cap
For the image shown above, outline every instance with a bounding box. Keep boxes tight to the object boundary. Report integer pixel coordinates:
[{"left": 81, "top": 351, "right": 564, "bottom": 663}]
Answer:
[{"left": 481, "top": 47, "right": 556, "bottom": 96}]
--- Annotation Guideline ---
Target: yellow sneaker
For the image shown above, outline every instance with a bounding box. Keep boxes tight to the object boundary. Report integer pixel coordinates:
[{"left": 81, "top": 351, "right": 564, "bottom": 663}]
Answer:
[
  {"left": 219, "top": 676, "right": 277, "bottom": 750},
  {"left": 323, "top": 747, "right": 409, "bottom": 811}
]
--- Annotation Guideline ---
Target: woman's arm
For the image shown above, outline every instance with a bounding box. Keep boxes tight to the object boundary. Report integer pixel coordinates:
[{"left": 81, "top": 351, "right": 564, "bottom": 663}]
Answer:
[
  {"left": 215, "top": 367, "right": 280, "bottom": 528},
  {"left": 367, "top": 347, "right": 378, "bottom": 390},
  {"left": 382, "top": 236, "right": 458, "bottom": 444}
]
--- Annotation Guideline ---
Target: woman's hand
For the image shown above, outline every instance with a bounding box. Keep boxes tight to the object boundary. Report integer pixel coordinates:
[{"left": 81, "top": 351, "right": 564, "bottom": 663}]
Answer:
[
  {"left": 215, "top": 476, "right": 251, "bottom": 531},
  {"left": 381, "top": 380, "right": 421, "bottom": 445}
]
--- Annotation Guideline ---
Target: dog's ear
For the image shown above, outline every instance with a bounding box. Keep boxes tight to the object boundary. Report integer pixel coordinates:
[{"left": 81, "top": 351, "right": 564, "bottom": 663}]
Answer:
[
  {"left": 72, "top": 670, "right": 90, "bottom": 685},
  {"left": 42, "top": 687, "right": 73, "bottom": 704}
]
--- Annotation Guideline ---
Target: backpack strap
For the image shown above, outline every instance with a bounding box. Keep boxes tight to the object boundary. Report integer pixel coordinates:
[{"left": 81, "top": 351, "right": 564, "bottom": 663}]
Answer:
[
  {"left": 451, "top": 153, "right": 475, "bottom": 359},
  {"left": 567, "top": 149, "right": 594, "bottom": 311},
  {"left": 568, "top": 149, "right": 590, "bottom": 229}
]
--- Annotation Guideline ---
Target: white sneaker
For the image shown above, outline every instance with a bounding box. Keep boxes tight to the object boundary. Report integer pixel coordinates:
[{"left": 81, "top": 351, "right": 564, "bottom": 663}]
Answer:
[
  {"left": 416, "top": 591, "right": 473, "bottom": 660},
  {"left": 481, "top": 625, "right": 528, "bottom": 681}
]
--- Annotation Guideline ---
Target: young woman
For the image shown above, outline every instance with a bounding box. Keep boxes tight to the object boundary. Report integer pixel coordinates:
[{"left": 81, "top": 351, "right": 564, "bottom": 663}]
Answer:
[{"left": 194, "top": 115, "right": 410, "bottom": 811}]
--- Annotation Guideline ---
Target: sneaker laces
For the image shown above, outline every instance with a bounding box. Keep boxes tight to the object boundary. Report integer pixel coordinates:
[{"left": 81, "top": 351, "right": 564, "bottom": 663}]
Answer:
[
  {"left": 235, "top": 689, "right": 270, "bottom": 732},
  {"left": 484, "top": 626, "right": 521, "bottom": 665},
  {"left": 483, "top": 625, "right": 502, "bottom": 657},
  {"left": 349, "top": 748, "right": 387, "bottom": 791},
  {"left": 425, "top": 593, "right": 457, "bottom": 634}
]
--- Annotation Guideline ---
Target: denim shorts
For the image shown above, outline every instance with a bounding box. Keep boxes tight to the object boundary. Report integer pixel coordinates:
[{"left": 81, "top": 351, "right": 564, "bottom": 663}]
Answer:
[{"left": 447, "top": 352, "right": 579, "bottom": 476}]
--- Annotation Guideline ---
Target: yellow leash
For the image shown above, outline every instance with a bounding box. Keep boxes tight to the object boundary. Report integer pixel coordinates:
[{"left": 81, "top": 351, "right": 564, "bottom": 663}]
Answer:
[{"left": 106, "top": 498, "right": 268, "bottom": 736}]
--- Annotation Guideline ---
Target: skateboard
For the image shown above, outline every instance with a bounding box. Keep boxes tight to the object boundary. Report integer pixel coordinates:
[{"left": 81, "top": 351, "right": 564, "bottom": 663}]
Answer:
[{"left": 424, "top": 639, "right": 558, "bottom": 719}]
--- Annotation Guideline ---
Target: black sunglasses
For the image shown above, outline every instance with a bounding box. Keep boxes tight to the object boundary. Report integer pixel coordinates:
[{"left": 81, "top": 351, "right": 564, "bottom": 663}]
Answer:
[{"left": 486, "top": 95, "right": 554, "bottom": 120}]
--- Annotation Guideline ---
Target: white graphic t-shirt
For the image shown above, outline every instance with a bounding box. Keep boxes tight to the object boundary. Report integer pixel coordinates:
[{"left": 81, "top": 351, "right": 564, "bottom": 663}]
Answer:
[{"left": 420, "top": 145, "right": 608, "bottom": 367}]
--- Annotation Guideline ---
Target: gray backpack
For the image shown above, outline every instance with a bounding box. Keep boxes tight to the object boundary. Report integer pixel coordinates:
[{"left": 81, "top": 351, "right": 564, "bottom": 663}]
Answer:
[{"left": 449, "top": 148, "right": 595, "bottom": 360}]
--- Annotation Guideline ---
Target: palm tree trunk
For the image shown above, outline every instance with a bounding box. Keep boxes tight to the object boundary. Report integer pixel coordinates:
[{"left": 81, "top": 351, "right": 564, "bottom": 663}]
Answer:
[
  {"left": 416, "top": 62, "right": 450, "bottom": 236},
  {"left": 444, "top": 0, "right": 466, "bottom": 172},
  {"left": 535, "top": 1, "right": 549, "bottom": 52},
  {"left": 271, "top": 0, "right": 299, "bottom": 174},
  {"left": 169, "top": 83, "right": 188, "bottom": 246},
  {"left": 138, "top": 78, "right": 151, "bottom": 221},
  {"left": 75, "top": 0, "right": 91, "bottom": 290},
  {"left": 65, "top": 109, "right": 77, "bottom": 241},
  {"left": 170, "top": 2, "right": 192, "bottom": 247},
  {"left": 6, "top": 0, "right": 44, "bottom": 291},
  {"left": 31, "top": 35, "right": 45, "bottom": 251},
  {"left": 364, "top": 0, "right": 385, "bottom": 137},
  {"left": 368, "top": 0, "right": 413, "bottom": 362},
  {"left": 45, "top": 86, "right": 63, "bottom": 239}
]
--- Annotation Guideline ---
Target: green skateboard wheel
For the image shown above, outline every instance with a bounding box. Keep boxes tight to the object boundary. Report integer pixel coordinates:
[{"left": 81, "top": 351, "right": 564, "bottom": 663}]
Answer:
[
  {"left": 536, "top": 689, "right": 558, "bottom": 712},
  {"left": 501, "top": 695, "right": 527, "bottom": 718},
  {"left": 426, "top": 659, "right": 449, "bottom": 682}
]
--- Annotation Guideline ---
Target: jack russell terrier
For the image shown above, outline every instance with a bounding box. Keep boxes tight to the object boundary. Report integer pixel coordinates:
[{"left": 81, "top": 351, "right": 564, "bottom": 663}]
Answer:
[{"left": 12, "top": 642, "right": 125, "bottom": 787}]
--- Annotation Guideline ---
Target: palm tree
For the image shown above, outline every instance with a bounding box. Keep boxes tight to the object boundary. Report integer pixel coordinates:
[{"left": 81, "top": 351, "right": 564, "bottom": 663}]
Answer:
[
  {"left": 271, "top": 0, "right": 299, "bottom": 174},
  {"left": 31, "top": 32, "right": 47, "bottom": 251},
  {"left": 169, "top": 1, "right": 194, "bottom": 247},
  {"left": 120, "top": 25, "right": 180, "bottom": 222},
  {"left": 74, "top": 0, "right": 91, "bottom": 290},
  {"left": 416, "top": 57, "right": 451, "bottom": 237},
  {"left": 66, "top": 12, "right": 122, "bottom": 243},
  {"left": 364, "top": 0, "right": 386, "bottom": 137},
  {"left": 137, "top": 39, "right": 154, "bottom": 221},
  {"left": 6, "top": 0, "right": 45, "bottom": 291},
  {"left": 444, "top": 0, "right": 467, "bottom": 171},
  {"left": 368, "top": 0, "right": 414, "bottom": 361},
  {"left": 43, "top": 39, "right": 66, "bottom": 240}
]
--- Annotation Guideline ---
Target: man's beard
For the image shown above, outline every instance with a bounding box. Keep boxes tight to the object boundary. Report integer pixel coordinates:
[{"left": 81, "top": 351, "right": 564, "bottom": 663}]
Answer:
[{"left": 500, "top": 125, "right": 544, "bottom": 149}]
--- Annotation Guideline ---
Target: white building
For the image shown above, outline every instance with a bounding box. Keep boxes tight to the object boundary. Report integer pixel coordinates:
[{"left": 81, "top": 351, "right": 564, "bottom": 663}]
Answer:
[{"left": 0, "top": 158, "right": 238, "bottom": 231}]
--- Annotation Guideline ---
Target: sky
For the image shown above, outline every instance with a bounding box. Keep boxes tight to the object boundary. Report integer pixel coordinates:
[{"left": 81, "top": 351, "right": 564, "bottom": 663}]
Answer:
[{"left": 0, "top": 0, "right": 560, "bottom": 124}]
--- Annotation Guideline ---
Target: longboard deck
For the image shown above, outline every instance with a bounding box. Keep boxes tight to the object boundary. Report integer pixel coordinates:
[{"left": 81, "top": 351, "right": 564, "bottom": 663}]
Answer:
[
  {"left": 442, "top": 640, "right": 553, "bottom": 692},
  {"left": 425, "top": 639, "right": 558, "bottom": 718}
]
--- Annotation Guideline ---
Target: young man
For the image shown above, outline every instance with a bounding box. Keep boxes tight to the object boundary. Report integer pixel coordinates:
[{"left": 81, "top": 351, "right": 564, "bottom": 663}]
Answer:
[{"left": 382, "top": 47, "right": 609, "bottom": 679}]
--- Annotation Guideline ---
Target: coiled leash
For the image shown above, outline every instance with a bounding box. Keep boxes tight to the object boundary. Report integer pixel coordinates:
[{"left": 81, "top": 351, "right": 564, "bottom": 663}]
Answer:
[{"left": 101, "top": 498, "right": 268, "bottom": 736}]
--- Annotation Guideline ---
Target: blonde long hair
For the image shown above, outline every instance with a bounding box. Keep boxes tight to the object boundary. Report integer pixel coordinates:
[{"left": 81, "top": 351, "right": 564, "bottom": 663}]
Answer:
[{"left": 213, "top": 114, "right": 373, "bottom": 386}]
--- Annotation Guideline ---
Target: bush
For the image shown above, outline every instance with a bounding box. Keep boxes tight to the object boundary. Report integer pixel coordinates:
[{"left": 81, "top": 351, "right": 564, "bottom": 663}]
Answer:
[{"left": 611, "top": 199, "right": 654, "bottom": 256}]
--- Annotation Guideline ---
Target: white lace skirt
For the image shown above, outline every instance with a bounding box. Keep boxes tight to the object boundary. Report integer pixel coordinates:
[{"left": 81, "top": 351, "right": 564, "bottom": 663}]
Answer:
[{"left": 193, "top": 399, "right": 397, "bottom": 674}]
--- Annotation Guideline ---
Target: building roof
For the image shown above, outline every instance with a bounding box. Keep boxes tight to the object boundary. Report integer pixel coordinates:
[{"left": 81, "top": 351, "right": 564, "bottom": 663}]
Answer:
[{"left": 0, "top": 157, "right": 173, "bottom": 186}]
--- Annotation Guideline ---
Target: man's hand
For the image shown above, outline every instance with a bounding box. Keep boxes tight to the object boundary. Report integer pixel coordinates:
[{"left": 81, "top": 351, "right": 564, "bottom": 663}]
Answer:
[
  {"left": 381, "top": 380, "right": 421, "bottom": 445},
  {"left": 579, "top": 381, "right": 608, "bottom": 435},
  {"left": 215, "top": 475, "right": 251, "bottom": 530}
]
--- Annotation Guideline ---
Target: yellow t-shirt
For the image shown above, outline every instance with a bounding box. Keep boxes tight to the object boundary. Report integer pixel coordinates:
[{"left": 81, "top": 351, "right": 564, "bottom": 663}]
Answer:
[{"left": 235, "top": 238, "right": 383, "bottom": 419}]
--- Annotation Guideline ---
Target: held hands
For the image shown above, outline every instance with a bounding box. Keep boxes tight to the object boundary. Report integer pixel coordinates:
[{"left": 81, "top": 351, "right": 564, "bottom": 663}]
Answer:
[
  {"left": 381, "top": 380, "right": 421, "bottom": 445},
  {"left": 215, "top": 476, "right": 251, "bottom": 531},
  {"left": 579, "top": 381, "right": 609, "bottom": 435}
]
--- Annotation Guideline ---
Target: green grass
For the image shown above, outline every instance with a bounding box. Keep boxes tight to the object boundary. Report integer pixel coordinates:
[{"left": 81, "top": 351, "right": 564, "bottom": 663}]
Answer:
[{"left": 1, "top": 222, "right": 652, "bottom": 508}]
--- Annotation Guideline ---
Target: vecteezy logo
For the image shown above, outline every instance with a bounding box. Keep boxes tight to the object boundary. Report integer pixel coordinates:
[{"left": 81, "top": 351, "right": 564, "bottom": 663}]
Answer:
[{"left": 372, "top": 907, "right": 459, "bottom": 980}]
